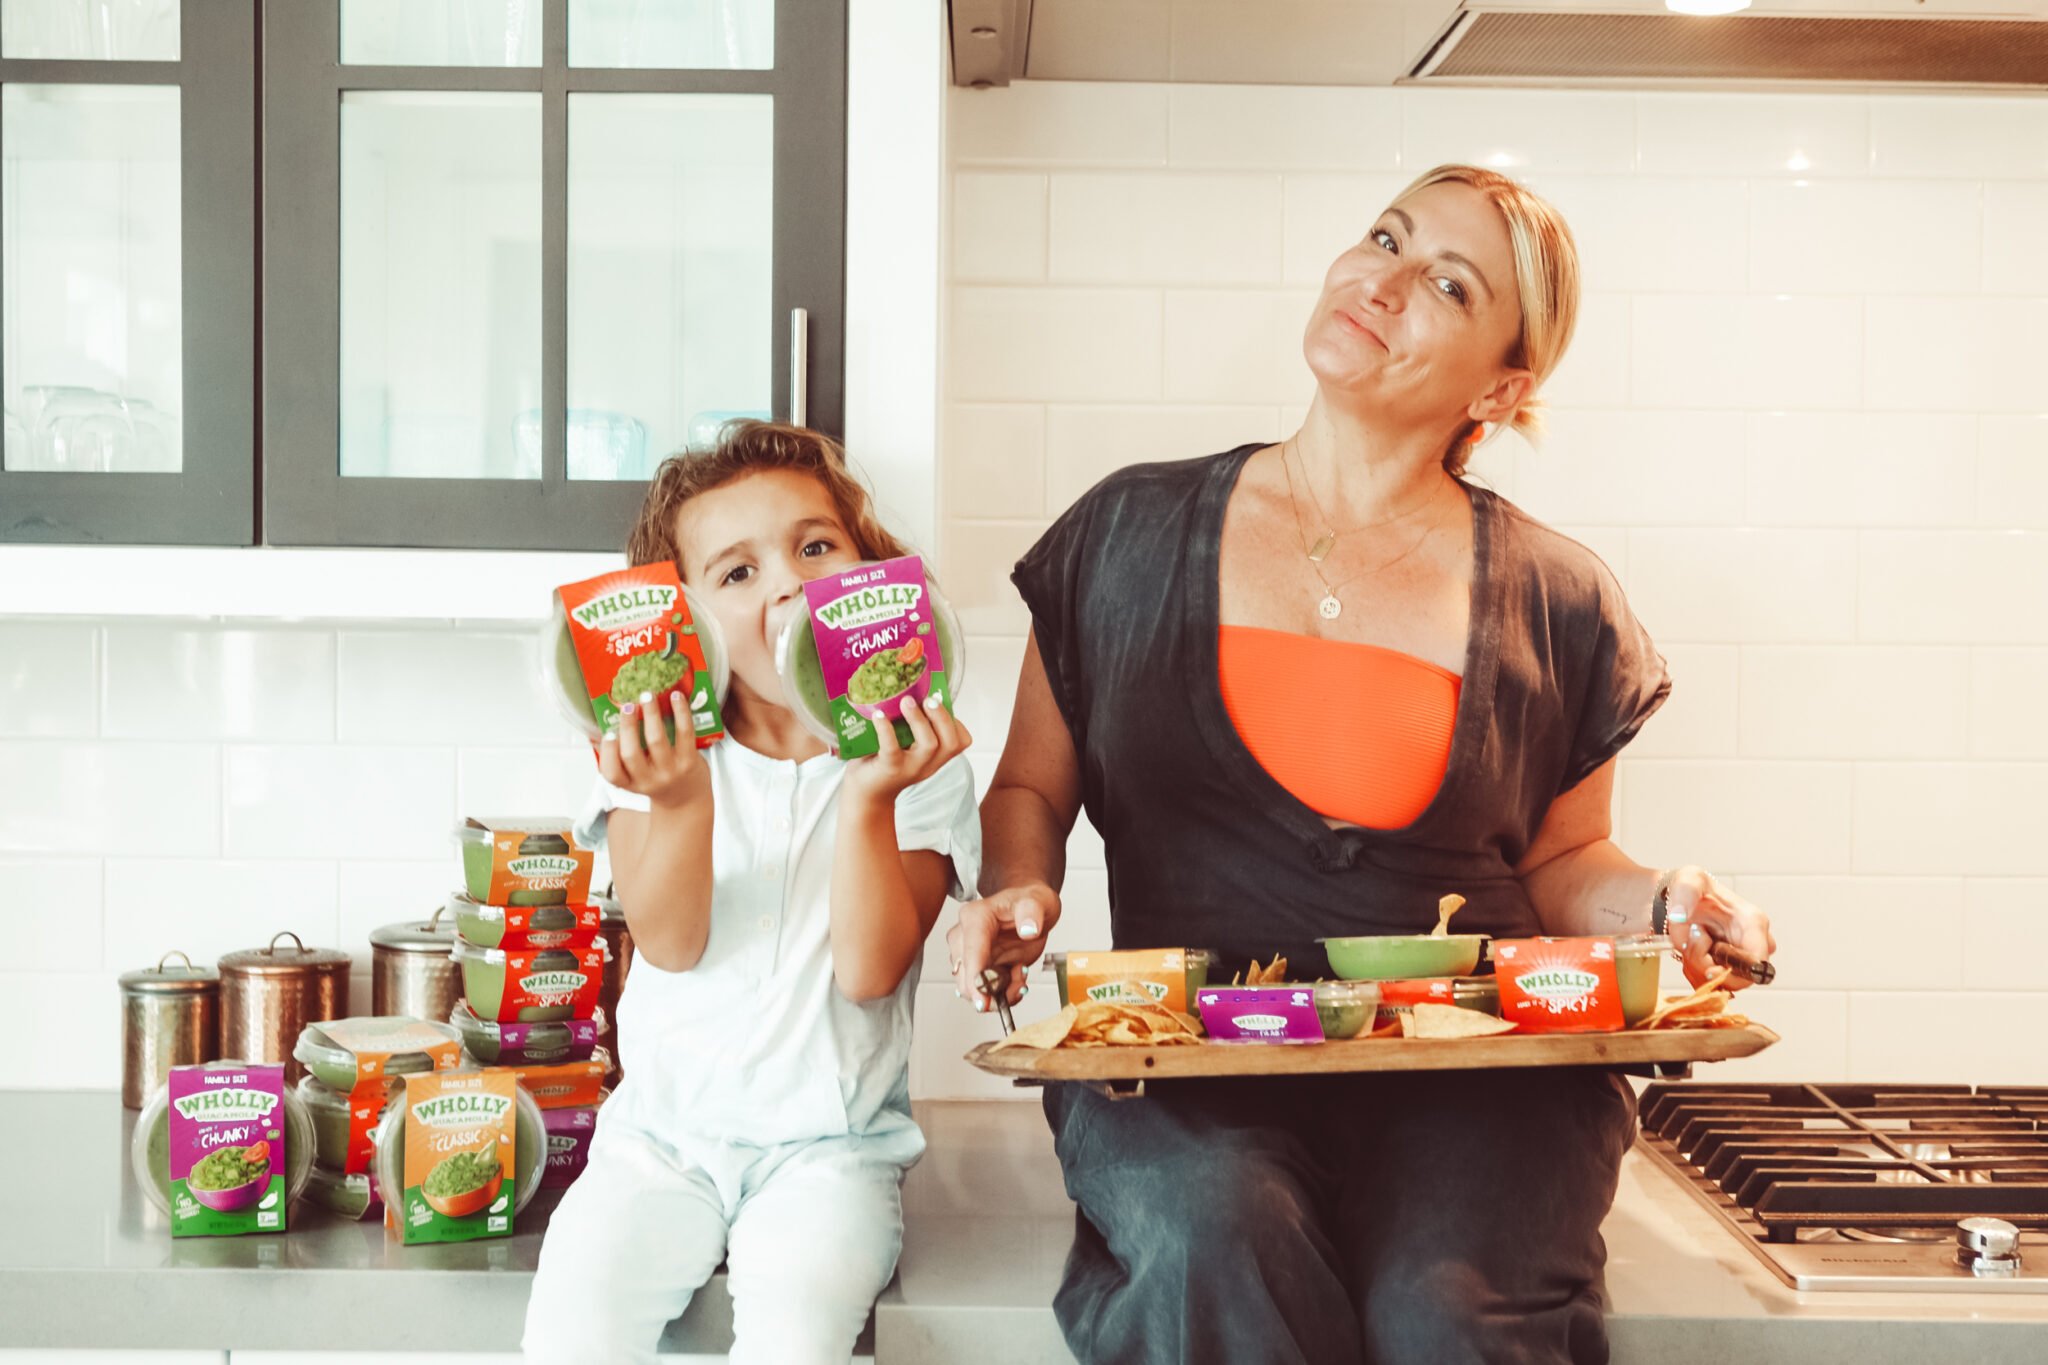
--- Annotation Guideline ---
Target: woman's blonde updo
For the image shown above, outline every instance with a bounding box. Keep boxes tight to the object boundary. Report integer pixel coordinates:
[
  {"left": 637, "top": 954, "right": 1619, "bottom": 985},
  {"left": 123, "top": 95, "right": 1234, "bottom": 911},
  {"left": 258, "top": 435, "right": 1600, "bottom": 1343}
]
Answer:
[{"left": 1393, "top": 165, "right": 1580, "bottom": 477}]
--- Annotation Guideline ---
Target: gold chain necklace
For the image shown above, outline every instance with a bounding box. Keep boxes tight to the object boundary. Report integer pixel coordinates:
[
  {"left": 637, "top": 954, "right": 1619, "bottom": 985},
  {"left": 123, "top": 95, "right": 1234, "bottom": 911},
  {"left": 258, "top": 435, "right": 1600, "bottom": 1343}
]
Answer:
[{"left": 1279, "top": 442, "right": 1448, "bottom": 620}]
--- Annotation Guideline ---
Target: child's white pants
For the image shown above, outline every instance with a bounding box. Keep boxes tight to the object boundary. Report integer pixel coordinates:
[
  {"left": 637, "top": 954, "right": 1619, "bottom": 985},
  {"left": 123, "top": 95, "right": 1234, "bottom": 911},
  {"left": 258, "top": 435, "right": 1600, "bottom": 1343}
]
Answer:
[{"left": 521, "top": 1121, "right": 912, "bottom": 1365}]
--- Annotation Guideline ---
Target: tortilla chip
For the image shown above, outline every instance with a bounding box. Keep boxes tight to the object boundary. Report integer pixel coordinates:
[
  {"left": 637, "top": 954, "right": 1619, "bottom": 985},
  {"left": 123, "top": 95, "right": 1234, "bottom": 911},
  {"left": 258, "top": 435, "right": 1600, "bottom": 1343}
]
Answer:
[
  {"left": 1403, "top": 1003, "right": 1518, "bottom": 1039},
  {"left": 990, "top": 1004, "right": 1080, "bottom": 1051},
  {"left": 1239, "top": 956, "right": 1289, "bottom": 987},
  {"left": 1634, "top": 967, "right": 1735, "bottom": 1031},
  {"left": 1433, "top": 893, "right": 1467, "bottom": 934}
]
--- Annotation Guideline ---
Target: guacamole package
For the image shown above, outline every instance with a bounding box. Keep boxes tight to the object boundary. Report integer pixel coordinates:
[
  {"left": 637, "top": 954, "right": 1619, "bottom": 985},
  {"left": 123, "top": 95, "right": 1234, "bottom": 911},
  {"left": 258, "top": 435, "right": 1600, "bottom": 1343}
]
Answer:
[
  {"left": 297, "top": 1075, "right": 399, "bottom": 1176},
  {"left": 542, "top": 1105, "right": 600, "bottom": 1190},
  {"left": 454, "top": 819, "right": 594, "bottom": 907},
  {"left": 478, "top": 1049, "right": 611, "bottom": 1110},
  {"left": 1195, "top": 986, "right": 1325, "bottom": 1044},
  {"left": 383, "top": 1071, "right": 524, "bottom": 1245},
  {"left": 304, "top": 1166, "right": 380, "bottom": 1221},
  {"left": 1372, "top": 976, "right": 1499, "bottom": 1029},
  {"left": 159, "top": 1063, "right": 291, "bottom": 1237},
  {"left": 133, "top": 1066, "right": 317, "bottom": 1226},
  {"left": 448, "top": 892, "right": 604, "bottom": 951},
  {"left": 450, "top": 1000, "right": 606, "bottom": 1065},
  {"left": 782, "top": 556, "right": 963, "bottom": 758},
  {"left": 550, "top": 564, "right": 727, "bottom": 748},
  {"left": 1491, "top": 937, "right": 1624, "bottom": 1033},
  {"left": 1056, "top": 948, "right": 1210, "bottom": 1013},
  {"left": 454, "top": 939, "right": 608, "bottom": 1023}
]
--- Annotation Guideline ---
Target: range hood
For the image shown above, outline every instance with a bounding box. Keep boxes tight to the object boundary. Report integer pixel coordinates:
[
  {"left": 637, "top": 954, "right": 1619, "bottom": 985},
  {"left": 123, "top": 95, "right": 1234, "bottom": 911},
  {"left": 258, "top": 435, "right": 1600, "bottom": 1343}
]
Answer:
[{"left": 949, "top": 0, "right": 2048, "bottom": 91}]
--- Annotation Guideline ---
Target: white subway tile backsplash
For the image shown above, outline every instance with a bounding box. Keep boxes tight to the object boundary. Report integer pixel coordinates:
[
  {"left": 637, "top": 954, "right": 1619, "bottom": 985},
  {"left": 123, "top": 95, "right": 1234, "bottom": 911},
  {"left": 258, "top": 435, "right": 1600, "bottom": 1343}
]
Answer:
[
  {"left": 1044, "top": 404, "right": 1281, "bottom": 511},
  {"left": 103, "top": 858, "right": 341, "bottom": 974},
  {"left": 458, "top": 746, "right": 600, "bottom": 823},
  {"left": 1870, "top": 96, "right": 2048, "bottom": 180},
  {"left": 1704, "top": 989, "right": 1847, "bottom": 1084},
  {"left": 1864, "top": 297, "right": 2048, "bottom": 415},
  {"left": 950, "top": 83, "right": 1169, "bottom": 167},
  {"left": 1745, "top": 413, "right": 1975, "bottom": 528},
  {"left": 1972, "top": 649, "right": 2048, "bottom": 759},
  {"left": 1163, "top": 289, "right": 1318, "bottom": 405},
  {"left": 940, "top": 519, "right": 1049, "bottom": 639},
  {"left": 1736, "top": 876, "right": 1963, "bottom": 990},
  {"left": 0, "top": 972, "right": 120, "bottom": 1089},
  {"left": 1982, "top": 182, "right": 2048, "bottom": 296},
  {"left": 1632, "top": 294, "right": 1863, "bottom": 412},
  {"left": 1539, "top": 293, "right": 1630, "bottom": 409},
  {"left": 1049, "top": 172, "right": 1282, "bottom": 284},
  {"left": 1977, "top": 415, "right": 2048, "bottom": 529},
  {"left": 1627, "top": 643, "right": 1738, "bottom": 760},
  {"left": 223, "top": 745, "right": 453, "bottom": 860},
  {"left": 1281, "top": 173, "right": 1408, "bottom": 286},
  {"left": 1627, "top": 529, "right": 1858, "bottom": 643},
  {"left": 1512, "top": 409, "right": 1745, "bottom": 526},
  {"left": 101, "top": 625, "right": 335, "bottom": 743},
  {"left": 1620, "top": 760, "right": 1853, "bottom": 874},
  {"left": 337, "top": 859, "right": 457, "bottom": 967},
  {"left": 1637, "top": 94, "right": 1869, "bottom": 177},
  {"left": 1527, "top": 176, "right": 1747, "bottom": 295},
  {"left": 1854, "top": 763, "right": 2048, "bottom": 877},
  {"left": 951, "top": 288, "right": 1165, "bottom": 403},
  {"left": 951, "top": 634, "right": 1026, "bottom": 766},
  {"left": 0, "top": 621, "right": 96, "bottom": 737},
  {"left": 1749, "top": 179, "right": 1978, "bottom": 296},
  {"left": 944, "top": 404, "right": 1047, "bottom": 521},
  {"left": 1858, "top": 531, "right": 2048, "bottom": 644},
  {"left": 1849, "top": 992, "right": 2048, "bottom": 1085},
  {"left": 1404, "top": 90, "right": 1637, "bottom": 175},
  {"left": 1962, "top": 880, "right": 2048, "bottom": 991},
  {"left": 951, "top": 172, "right": 1048, "bottom": 283},
  {"left": 0, "top": 742, "right": 218, "bottom": 856},
  {"left": 338, "top": 630, "right": 568, "bottom": 746},
  {"left": 1740, "top": 646, "right": 1969, "bottom": 760},
  {"left": 1166, "top": 85, "right": 1400, "bottom": 171},
  {"left": 0, "top": 857, "right": 102, "bottom": 970}
]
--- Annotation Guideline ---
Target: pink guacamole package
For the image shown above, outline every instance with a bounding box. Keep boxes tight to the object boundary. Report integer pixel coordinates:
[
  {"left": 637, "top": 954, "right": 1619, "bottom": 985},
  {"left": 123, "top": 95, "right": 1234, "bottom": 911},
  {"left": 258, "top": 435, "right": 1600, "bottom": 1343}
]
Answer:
[
  {"left": 797, "top": 556, "right": 957, "bottom": 759},
  {"left": 165, "top": 1062, "right": 290, "bottom": 1237}
]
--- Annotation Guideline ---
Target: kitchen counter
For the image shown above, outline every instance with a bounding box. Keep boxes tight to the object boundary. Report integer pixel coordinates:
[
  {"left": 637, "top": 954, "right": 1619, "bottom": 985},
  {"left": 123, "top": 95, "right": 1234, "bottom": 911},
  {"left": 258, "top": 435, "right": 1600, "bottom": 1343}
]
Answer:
[{"left": 6, "top": 1090, "right": 2045, "bottom": 1361}]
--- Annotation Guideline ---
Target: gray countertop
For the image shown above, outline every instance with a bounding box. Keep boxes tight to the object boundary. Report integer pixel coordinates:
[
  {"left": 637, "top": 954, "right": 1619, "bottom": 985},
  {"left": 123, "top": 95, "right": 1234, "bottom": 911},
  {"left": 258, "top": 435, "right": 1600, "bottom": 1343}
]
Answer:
[{"left": 6, "top": 1089, "right": 2046, "bottom": 1362}]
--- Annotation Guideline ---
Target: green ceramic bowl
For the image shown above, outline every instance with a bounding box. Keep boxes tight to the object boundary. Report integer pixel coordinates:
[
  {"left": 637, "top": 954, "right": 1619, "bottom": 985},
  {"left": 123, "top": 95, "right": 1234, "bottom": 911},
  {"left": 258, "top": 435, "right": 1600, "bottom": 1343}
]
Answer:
[
  {"left": 776, "top": 569, "right": 967, "bottom": 750},
  {"left": 1319, "top": 934, "right": 1488, "bottom": 981},
  {"left": 132, "top": 1070, "right": 317, "bottom": 1217}
]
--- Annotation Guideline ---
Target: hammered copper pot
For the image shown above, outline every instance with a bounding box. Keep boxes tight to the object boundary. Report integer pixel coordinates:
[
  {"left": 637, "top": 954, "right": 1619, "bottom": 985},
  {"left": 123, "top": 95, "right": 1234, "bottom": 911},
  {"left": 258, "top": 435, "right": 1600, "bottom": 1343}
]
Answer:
[{"left": 218, "top": 931, "right": 352, "bottom": 1085}]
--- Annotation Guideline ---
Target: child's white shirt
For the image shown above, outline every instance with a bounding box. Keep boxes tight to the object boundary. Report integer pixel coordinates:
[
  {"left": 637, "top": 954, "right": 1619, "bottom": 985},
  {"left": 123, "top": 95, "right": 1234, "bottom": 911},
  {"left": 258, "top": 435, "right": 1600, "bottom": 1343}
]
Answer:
[{"left": 575, "top": 738, "right": 979, "bottom": 1153}]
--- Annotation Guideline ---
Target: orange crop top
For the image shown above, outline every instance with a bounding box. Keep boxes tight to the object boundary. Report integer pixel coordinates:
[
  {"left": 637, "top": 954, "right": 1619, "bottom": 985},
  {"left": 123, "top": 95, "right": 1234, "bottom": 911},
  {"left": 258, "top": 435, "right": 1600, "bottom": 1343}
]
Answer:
[{"left": 1218, "top": 625, "right": 1460, "bottom": 831}]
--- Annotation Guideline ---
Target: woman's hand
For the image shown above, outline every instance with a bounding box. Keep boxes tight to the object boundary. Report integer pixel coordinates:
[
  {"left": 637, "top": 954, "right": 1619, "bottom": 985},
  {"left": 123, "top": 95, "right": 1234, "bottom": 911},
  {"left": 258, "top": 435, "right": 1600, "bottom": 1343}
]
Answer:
[
  {"left": 599, "top": 690, "right": 712, "bottom": 812},
  {"left": 841, "top": 693, "right": 974, "bottom": 808},
  {"left": 1664, "top": 866, "right": 1776, "bottom": 992},
  {"left": 947, "top": 883, "right": 1062, "bottom": 1011}
]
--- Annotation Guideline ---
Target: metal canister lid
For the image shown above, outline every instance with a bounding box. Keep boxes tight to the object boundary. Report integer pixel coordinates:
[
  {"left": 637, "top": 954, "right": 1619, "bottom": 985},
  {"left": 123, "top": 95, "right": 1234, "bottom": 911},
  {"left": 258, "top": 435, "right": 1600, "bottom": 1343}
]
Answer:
[
  {"left": 118, "top": 949, "right": 220, "bottom": 995},
  {"left": 369, "top": 904, "right": 457, "bottom": 955},
  {"left": 218, "top": 930, "right": 353, "bottom": 978}
]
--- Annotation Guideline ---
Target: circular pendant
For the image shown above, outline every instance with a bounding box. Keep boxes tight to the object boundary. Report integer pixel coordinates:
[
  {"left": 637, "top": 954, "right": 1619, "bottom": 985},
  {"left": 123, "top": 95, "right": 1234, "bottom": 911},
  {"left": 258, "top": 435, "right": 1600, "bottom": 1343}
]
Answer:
[{"left": 1318, "top": 593, "right": 1342, "bottom": 620}]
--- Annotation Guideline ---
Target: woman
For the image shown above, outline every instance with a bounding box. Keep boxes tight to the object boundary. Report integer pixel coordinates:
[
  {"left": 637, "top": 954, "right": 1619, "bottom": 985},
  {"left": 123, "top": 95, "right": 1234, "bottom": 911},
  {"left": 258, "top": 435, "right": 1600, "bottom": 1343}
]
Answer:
[{"left": 948, "top": 164, "right": 1776, "bottom": 1365}]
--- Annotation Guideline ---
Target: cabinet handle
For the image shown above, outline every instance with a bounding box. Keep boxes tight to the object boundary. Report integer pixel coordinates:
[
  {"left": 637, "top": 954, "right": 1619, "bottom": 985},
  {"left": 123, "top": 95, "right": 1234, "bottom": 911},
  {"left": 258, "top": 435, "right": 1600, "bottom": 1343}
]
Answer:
[{"left": 790, "top": 306, "right": 809, "bottom": 428}]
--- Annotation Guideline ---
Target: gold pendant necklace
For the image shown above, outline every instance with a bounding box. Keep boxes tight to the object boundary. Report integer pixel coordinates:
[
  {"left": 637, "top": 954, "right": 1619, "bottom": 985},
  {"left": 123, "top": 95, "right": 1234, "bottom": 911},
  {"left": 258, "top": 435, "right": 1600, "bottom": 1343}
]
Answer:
[{"left": 1279, "top": 440, "right": 1444, "bottom": 621}]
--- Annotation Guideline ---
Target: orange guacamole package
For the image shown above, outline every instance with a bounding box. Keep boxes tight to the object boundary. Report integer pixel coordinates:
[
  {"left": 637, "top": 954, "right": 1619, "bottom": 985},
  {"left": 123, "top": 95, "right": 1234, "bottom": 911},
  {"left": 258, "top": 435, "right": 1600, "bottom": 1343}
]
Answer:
[
  {"left": 391, "top": 1072, "right": 519, "bottom": 1245},
  {"left": 1062, "top": 949, "right": 1205, "bottom": 1013},
  {"left": 1490, "top": 937, "right": 1624, "bottom": 1033}
]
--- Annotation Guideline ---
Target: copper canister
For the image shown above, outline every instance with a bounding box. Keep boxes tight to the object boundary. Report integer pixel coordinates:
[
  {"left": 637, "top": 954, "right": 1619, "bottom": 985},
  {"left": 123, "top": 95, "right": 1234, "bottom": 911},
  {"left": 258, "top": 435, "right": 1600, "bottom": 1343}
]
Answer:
[
  {"left": 118, "top": 950, "right": 220, "bottom": 1109},
  {"left": 599, "top": 894, "right": 633, "bottom": 1081},
  {"left": 218, "top": 931, "right": 352, "bottom": 1085},
  {"left": 370, "top": 904, "right": 462, "bottom": 1022}
]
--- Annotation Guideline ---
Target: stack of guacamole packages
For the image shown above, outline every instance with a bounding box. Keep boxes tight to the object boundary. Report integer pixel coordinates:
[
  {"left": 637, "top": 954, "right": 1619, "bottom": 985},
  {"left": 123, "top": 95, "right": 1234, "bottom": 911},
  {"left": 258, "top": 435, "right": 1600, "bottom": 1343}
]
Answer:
[{"left": 444, "top": 818, "right": 612, "bottom": 1194}]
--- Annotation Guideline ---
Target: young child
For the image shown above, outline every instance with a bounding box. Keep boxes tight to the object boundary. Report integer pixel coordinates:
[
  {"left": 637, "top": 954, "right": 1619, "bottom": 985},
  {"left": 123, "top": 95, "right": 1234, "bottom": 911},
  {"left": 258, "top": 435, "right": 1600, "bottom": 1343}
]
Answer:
[{"left": 522, "top": 421, "right": 979, "bottom": 1365}]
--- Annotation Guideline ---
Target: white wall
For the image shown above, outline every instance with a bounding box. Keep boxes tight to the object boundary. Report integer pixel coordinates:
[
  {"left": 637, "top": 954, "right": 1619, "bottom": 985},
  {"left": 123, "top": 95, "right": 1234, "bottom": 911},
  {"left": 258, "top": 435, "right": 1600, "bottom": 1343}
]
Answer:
[{"left": 929, "top": 81, "right": 2048, "bottom": 1093}]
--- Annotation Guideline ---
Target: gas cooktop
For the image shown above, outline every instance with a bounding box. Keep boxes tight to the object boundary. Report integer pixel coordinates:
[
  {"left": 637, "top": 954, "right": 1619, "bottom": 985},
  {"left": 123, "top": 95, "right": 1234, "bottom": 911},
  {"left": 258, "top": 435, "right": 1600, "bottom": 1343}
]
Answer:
[{"left": 1636, "top": 1082, "right": 2048, "bottom": 1293}]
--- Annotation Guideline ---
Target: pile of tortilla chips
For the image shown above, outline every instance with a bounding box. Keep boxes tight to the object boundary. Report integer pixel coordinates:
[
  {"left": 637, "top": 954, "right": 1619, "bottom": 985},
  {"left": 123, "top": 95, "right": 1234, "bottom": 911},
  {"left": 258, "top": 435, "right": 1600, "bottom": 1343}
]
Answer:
[
  {"left": 1398, "top": 1002, "right": 1518, "bottom": 1039},
  {"left": 990, "top": 1001, "right": 1205, "bottom": 1051},
  {"left": 1232, "top": 956, "right": 1289, "bottom": 986},
  {"left": 1632, "top": 967, "right": 1751, "bottom": 1031}
]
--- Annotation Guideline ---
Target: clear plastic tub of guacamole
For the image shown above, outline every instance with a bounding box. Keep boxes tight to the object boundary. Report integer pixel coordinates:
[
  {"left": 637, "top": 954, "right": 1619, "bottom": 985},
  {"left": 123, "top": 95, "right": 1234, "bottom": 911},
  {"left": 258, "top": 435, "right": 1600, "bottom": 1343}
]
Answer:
[
  {"left": 1311, "top": 981, "right": 1381, "bottom": 1039},
  {"left": 295, "top": 1074, "right": 398, "bottom": 1172},
  {"left": 1045, "top": 949, "right": 1215, "bottom": 1007},
  {"left": 450, "top": 999, "right": 607, "bottom": 1065},
  {"left": 303, "top": 1165, "right": 379, "bottom": 1221},
  {"left": 453, "top": 821, "right": 585, "bottom": 907},
  {"left": 448, "top": 891, "right": 610, "bottom": 951},
  {"left": 292, "top": 1018, "right": 465, "bottom": 1093},
  {"left": 132, "top": 1069, "right": 317, "bottom": 1217},
  {"left": 539, "top": 585, "right": 730, "bottom": 744},
  {"left": 453, "top": 938, "right": 608, "bottom": 1023},
  {"left": 370, "top": 1076, "right": 547, "bottom": 1219},
  {"left": 1373, "top": 975, "right": 1500, "bottom": 1029},
  {"left": 1614, "top": 934, "right": 1667, "bottom": 1026},
  {"left": 775, "top": 567, "right": 967, "bottom": 749}
]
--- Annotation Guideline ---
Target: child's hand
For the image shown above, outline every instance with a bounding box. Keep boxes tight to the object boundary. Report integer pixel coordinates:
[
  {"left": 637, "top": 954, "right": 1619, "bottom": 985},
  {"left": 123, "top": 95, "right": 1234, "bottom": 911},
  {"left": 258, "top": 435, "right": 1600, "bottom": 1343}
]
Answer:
[
  {"left": 841, "top": 693, "right": 973, "bottom": 808},
  {"left": 598, "top": 690, "right": 711, "bottom": 811}
]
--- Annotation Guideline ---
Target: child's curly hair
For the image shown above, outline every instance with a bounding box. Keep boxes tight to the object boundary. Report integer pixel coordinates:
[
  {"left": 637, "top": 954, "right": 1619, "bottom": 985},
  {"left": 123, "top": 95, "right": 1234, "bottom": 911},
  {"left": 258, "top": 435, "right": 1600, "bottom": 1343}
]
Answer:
[{"left": 626, "top": 421, "right": 913, "bottom": 573}]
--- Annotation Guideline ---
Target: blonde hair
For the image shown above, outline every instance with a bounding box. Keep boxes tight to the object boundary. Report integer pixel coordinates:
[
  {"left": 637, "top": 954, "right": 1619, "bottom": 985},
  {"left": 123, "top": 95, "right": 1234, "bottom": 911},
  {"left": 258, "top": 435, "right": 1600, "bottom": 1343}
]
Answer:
[
  {"left": 1392, "top": 165, "right": 1580, "bottom": 477},
  {"left": 626, "top": 420, "right": 913, "bottom": 573}
]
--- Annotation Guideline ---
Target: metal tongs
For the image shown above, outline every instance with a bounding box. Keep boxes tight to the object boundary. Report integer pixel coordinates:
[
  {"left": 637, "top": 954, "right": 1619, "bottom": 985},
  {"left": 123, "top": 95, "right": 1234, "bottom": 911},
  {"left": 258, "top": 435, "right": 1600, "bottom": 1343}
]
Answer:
[{"left": 978, "top": 968, "right": 1016, "bottom": 1036}]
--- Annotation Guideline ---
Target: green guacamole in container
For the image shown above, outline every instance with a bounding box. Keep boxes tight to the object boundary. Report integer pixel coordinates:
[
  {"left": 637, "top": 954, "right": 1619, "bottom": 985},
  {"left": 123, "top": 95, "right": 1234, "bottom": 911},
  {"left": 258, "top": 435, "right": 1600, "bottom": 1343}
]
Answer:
[
  {"left": 132, "top": 1072, "right": 317, "bottom": 1217},
  {"left": 371, "top": 1079, "right": 546, "bottom": 1219},
  {"left": 1613, "top": 934, "right": 1667, "bottom": 1026},
  {"left": 1311, "top": 981, "right": 1381, "bottom": 1039}
]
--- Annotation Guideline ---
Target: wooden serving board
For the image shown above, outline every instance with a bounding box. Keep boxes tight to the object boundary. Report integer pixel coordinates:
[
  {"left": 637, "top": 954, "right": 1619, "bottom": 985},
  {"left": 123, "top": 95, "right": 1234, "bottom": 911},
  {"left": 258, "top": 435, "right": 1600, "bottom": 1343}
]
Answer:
[{"left": 966, "top": 1023, "right": 1778, "bottom": 1083}]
